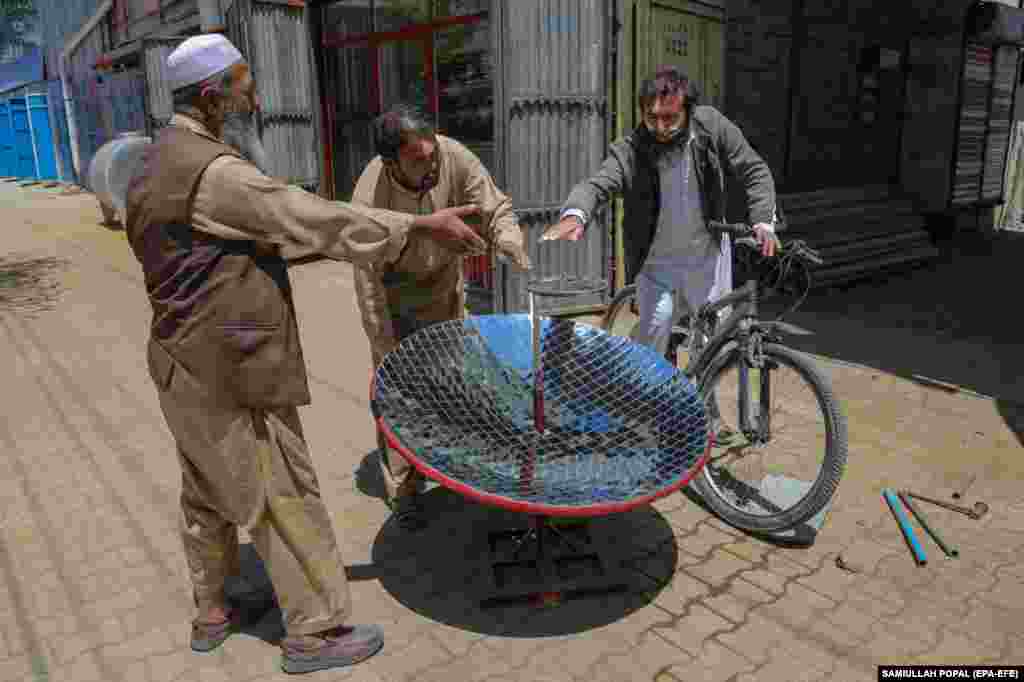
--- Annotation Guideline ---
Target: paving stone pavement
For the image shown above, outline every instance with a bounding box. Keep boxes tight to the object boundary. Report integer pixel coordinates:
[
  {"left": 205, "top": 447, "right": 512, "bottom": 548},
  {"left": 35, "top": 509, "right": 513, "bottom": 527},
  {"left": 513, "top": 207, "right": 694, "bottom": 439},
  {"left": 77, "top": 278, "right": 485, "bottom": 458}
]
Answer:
[{"left": 1, "top": 183, "right": 1022, "bottom": 682}]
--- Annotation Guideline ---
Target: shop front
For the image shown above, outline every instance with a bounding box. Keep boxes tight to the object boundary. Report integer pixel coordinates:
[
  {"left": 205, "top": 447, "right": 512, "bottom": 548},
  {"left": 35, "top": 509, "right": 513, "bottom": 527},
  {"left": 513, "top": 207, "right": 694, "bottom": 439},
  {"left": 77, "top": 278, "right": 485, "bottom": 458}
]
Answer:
[{"left": 315, "top": 0, "right": 613, "bottom": 314}]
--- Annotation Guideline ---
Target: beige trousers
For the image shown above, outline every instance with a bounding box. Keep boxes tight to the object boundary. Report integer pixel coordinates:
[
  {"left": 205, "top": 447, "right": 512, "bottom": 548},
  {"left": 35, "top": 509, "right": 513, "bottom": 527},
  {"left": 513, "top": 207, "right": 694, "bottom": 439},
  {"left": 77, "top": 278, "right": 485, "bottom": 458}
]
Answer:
[
  {"left": 372, "top": 344, "right": 425, "bottom": 503},
  {"left": 155, "top": 358, "right": 351, "bottom": 636}
]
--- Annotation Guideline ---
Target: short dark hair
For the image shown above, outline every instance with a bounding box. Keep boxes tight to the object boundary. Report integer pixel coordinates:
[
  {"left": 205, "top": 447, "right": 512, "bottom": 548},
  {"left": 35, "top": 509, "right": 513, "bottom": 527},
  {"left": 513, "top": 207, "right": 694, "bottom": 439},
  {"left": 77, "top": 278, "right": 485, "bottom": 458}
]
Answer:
[
  {"left": 637, "top": 65, "right": 700, "bottom": 114},
  {"left": 372, "top": 103, "right": 435, "bottom": 162}
]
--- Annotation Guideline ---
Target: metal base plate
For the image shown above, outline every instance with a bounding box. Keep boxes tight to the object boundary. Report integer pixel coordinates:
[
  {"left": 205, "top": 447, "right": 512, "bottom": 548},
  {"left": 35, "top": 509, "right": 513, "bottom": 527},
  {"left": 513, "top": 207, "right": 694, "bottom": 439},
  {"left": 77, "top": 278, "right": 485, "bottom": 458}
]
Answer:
[{"left": 480, "top": 518, "right": 629, "bottom": 609}]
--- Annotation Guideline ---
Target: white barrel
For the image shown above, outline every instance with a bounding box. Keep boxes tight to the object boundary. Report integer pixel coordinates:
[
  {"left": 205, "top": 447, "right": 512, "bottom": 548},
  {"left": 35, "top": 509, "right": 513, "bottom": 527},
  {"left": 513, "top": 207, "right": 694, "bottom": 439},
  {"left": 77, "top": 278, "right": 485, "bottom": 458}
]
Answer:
[{"left": 87, "top": 132, "right": 152, "bottom": 216}]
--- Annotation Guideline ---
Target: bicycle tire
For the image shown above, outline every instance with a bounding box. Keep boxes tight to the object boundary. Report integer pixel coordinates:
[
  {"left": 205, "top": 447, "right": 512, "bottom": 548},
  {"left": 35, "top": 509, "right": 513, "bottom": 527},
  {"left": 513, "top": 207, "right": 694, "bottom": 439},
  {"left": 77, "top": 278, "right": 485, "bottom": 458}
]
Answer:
[{"left": 690, "top": 342, "right": 847, "bottom": 533}]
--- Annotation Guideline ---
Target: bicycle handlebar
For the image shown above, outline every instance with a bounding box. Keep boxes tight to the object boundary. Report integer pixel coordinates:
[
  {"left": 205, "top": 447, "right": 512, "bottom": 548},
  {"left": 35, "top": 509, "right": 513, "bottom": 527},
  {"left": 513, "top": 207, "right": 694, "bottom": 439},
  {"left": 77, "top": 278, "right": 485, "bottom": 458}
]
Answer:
[
  {"left": 707, "top": 220, "right": 824, "bottom": 266},
  {"left": 707, "top": 221, "right": 755, "bottom": 238}
]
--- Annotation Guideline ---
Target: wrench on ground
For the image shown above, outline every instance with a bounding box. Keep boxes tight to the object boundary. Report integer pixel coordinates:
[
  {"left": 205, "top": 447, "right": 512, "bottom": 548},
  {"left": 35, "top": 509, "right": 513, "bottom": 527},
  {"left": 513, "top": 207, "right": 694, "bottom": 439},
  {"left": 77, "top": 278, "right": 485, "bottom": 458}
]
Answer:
[{"left": 902, "top": 491, "right": 989, "bottom": 520}]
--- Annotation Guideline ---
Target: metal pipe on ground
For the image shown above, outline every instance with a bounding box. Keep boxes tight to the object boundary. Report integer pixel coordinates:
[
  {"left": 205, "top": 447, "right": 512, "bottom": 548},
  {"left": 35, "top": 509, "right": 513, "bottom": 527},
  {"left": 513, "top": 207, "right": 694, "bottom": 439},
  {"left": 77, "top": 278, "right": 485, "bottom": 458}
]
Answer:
[{"left": 883, "top": 489, "right": 928, "bottom": 566}]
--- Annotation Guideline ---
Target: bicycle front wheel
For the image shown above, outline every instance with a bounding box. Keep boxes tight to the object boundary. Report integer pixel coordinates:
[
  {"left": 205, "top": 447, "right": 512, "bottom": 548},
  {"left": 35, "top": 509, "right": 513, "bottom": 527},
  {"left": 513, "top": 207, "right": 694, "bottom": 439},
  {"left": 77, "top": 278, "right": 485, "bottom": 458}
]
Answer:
[{"left": 690, "top": 342, "right": 847, "bottom": 533}]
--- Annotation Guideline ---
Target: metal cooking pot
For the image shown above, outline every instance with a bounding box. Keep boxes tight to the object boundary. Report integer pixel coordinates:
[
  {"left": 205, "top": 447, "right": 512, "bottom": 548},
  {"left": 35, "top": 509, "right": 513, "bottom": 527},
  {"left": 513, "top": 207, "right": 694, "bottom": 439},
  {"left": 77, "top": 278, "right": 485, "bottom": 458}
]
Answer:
[{"left": 87, "top": 132, "right": 152, "bottom": 219}]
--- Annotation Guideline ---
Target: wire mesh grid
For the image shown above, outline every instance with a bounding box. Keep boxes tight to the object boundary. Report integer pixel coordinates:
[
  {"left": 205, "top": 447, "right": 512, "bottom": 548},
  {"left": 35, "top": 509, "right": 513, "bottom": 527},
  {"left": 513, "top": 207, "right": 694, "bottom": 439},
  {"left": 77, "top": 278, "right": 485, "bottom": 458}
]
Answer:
[{"left": 372, "top": 315, "right": 710, "bottom": 514}]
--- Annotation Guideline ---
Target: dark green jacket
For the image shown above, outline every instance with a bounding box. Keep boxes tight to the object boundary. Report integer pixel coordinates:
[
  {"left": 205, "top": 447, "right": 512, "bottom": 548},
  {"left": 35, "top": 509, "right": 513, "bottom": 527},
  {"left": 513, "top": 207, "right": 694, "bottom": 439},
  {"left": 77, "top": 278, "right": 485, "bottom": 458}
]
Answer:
[{"left": 562, "top": 105, "right": 778, "bottom": 284}]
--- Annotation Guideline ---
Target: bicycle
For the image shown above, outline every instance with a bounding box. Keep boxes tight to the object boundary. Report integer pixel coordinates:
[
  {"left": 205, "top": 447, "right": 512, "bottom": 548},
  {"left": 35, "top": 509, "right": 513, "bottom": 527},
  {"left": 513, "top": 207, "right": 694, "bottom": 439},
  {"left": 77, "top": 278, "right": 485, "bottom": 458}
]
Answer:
[{"left": 601, "top": 222, "right": 848, "bottom": 533}]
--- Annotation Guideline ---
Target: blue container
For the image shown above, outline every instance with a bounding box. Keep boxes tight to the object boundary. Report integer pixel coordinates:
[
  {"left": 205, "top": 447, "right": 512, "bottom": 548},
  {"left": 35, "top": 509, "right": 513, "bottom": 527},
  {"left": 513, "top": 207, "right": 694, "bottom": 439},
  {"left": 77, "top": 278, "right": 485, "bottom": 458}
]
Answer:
[
  {"left": 0, "top": 98, "right": 13, "bottom": 177},
  {"left": 0, "top": 85, "right": 62, "bottom": 181},
  {"left": 28, "top": 93, "right": 57, "bottom": 180},
  {"left": 10, "top": 96, "right": 36, "bottom": 179},
  {"left": 9, "top": 98, "right": 35, "bottom": 179}
]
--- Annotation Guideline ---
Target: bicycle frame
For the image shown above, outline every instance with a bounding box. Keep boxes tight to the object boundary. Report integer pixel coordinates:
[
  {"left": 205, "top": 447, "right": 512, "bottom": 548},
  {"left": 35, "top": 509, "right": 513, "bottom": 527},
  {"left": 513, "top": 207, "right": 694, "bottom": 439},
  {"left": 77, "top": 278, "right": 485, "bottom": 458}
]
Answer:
[
  {"left": 681, "top": 278, "right": 759, "bottom": 381},
  {"left": 679, "top": 277, "right": 767, "bottom": 439}
]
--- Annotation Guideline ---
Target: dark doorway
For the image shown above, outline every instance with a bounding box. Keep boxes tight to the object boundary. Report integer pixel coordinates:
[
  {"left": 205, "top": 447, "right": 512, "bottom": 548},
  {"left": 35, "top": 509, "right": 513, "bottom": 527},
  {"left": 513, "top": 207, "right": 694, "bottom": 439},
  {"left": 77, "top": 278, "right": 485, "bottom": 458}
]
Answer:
[
  {"left": 784, "top": 2, "right": 908, "bottom": 191},
  {"left": 318, "top": 0, "right": 494, "bottom": 201}
]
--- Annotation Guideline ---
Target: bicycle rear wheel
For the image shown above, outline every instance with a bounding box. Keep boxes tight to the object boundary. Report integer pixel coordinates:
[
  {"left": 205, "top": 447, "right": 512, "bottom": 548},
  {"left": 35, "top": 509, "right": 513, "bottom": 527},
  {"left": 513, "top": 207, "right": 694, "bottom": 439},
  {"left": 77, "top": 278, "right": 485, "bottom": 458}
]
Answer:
[
  {"left": 690, "top": 342, "right": 847, "bottom": 533},
  {"left": 601, "top": 284, "right": 640, "bottom": 337}
]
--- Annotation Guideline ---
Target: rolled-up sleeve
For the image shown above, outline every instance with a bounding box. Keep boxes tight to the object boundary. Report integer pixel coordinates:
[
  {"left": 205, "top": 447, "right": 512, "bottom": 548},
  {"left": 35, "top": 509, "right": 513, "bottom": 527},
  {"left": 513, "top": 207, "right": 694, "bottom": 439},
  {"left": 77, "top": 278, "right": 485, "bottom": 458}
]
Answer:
[
  {"left": 192, "top": 156, "right": 415, "bottom": 266},
  {"left": 457, "top": 148, "right": 529, "bottom": 270}
]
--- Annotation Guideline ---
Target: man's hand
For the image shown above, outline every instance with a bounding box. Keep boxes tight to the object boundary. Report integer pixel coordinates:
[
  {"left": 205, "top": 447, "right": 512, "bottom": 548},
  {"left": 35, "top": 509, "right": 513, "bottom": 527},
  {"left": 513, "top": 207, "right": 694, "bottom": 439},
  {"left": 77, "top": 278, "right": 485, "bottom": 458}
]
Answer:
[
  {"left": 412, "top": 205, "right": 488, "bottom": 255},
  {"left": 540, "top": 216, "right": 584, "bottom": 242},
  {"left": 753, "top": 223, "right": 778, "bottom": 258}
]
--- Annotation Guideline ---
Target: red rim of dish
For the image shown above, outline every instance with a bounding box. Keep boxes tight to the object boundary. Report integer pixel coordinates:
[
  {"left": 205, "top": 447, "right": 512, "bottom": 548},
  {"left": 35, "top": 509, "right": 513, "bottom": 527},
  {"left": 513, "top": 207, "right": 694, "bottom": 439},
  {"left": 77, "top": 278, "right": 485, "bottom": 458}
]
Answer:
[{"left": 370, "top": 374, "right": 712, "bottom": 517}]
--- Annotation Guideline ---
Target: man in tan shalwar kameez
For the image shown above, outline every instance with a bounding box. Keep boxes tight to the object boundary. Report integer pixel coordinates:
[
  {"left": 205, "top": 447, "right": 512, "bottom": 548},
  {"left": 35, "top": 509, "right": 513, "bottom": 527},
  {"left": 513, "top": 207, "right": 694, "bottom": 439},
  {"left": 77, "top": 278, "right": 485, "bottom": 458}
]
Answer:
[
  {"left": 350, "top": 104, "right": 531, "bottom": 529},
  {"left": 124, "top": 36, "right": 486, "bottom": 675}
]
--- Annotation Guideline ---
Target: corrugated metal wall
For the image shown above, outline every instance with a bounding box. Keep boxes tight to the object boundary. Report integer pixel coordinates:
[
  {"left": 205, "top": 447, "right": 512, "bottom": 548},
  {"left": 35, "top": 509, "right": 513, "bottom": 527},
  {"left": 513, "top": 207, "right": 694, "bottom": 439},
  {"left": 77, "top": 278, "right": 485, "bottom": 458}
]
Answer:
[
  {"left": 66, "top": 21, "right": 108, "bottom": 186},
  {"left": 142, "top": 36, "right": 184, "bottom": 133},
  {"left": 46, "top": 80, "right": 76, "bottom": 182},
  {"left": 227, "top": 0, "right": 321, "bottom": 190},
  {"left": 64, "top": 15, "right": 148, "bottom": 189},
  {"left": 110, "top": 0, "right": 198, "bottom": 46},
  {"left": 495, "top": 0, "right": 612, "bottom": 314},
  {"left": 35, "top": 0, "right": 105, "bottom": 76}
]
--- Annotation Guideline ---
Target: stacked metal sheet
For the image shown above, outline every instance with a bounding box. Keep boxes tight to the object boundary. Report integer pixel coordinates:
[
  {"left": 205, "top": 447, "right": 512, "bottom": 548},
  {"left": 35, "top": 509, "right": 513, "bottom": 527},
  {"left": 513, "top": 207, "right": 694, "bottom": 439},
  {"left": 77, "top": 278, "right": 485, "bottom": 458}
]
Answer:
[
  {"left": 952, "top": 43, "right": 993, "bottom": 206},
  {"left": 498, "top": 0, "right": 612, "bottom": 314},
  {"left": 781, "top": 185, "right": 940, "bottom": 289},
  {"left": 224, "top": 0, "right": 320, "bottom": 189},
  {"left": 245, "top": 1, "right": 319, "bottom": 188},
  {"left": 982, "top": 45, "right": 1018, "bottom": 202},
  {"left": 143, "top": 37, "right": 186, "bottom": 134}
]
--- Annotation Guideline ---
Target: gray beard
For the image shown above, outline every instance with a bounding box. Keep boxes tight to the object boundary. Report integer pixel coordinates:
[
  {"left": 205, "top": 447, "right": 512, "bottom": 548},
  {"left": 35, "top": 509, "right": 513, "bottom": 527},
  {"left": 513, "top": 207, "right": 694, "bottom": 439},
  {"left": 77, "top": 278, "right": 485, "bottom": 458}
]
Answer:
[{"left": 221, "top": 112, "right": 272, "bottom": 176}]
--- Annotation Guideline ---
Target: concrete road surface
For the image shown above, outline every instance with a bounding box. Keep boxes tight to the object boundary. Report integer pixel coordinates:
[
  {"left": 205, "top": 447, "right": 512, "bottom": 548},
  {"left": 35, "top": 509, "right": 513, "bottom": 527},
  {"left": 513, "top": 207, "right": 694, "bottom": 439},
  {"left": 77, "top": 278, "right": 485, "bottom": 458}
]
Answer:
[{"left": 1, "top": 181, "right": 1022, "bottom": 682}]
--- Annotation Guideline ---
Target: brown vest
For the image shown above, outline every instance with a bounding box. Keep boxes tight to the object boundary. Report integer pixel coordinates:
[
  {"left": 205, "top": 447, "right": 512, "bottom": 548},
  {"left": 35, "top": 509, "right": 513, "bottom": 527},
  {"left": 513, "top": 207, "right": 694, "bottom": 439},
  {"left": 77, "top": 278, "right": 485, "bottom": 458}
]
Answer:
[{"left": 125, "top": 125, "right": 311, "bottom": 408}]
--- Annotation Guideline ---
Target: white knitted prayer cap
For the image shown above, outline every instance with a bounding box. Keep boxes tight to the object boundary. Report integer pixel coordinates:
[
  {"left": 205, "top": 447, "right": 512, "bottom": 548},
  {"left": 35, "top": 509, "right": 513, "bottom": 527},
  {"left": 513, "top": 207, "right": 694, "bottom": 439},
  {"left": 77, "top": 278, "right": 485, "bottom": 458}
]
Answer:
[{"left": 166, "top": 34, "right": 244, "bottom": 93}]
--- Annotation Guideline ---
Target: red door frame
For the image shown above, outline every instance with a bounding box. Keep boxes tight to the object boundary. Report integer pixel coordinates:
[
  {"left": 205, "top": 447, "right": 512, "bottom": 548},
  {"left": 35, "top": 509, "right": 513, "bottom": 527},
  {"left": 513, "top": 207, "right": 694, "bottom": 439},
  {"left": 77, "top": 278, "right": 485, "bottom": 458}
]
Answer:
[
  {"left": 321, "top": 12, "right": 486, "bottom": 197},
  {"left": 322, "top": 12, "right": 485, "bottom": 115}
]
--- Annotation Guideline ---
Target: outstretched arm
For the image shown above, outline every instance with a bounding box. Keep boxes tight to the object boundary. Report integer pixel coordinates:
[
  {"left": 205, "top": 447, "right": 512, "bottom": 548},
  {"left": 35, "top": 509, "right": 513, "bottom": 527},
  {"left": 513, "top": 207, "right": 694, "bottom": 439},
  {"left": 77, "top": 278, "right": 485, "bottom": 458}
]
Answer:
[
  {"left": 542, "top": 147, "right": 628, "bottom": 241},
  {"left": 192, "top": 156, "right": 485, "bottom": 266},
  {"left": 455, "top": 146, "right": 530, "bottom": 270}
]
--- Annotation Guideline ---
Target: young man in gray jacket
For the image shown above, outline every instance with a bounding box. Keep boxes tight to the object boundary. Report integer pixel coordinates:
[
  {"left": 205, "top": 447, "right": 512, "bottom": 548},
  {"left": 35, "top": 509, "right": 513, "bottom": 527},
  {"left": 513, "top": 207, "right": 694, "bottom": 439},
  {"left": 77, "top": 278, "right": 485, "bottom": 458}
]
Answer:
[
  {"left": 544, "top": 66, "right": 780, "bottom": 438},
  {"left": 544, "top": 64, "right": 779, "bottom": 333}
]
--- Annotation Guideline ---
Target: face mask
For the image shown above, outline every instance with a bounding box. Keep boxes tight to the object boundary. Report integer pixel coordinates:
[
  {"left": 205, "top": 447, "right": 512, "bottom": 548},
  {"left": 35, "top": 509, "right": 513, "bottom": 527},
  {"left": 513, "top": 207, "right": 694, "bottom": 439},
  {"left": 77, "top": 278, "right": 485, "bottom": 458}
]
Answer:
[{"left": 645, "top": 120, "right": 687, "bottom": 144}]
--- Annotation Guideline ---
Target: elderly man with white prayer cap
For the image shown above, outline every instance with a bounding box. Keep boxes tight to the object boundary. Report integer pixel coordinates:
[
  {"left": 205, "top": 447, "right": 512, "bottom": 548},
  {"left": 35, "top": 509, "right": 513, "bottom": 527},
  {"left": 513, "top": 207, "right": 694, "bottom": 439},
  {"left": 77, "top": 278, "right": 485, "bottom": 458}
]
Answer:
[{"left": 124, "top": 34, "right": 485, "bottom": 674}]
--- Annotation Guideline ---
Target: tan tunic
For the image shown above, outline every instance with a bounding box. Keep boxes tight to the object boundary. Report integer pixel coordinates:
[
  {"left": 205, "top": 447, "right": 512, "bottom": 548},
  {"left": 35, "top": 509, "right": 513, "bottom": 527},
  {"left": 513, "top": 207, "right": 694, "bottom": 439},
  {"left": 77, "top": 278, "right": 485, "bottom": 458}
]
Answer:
[
  {"left": 350, "top": 135, "right": 529, "bottom": 366},
  {"left": 349, "top": 136, "right": 529, "bottom": 501},
  {"left": 141, "top": 115, "right": 422, "bottom": 634}
]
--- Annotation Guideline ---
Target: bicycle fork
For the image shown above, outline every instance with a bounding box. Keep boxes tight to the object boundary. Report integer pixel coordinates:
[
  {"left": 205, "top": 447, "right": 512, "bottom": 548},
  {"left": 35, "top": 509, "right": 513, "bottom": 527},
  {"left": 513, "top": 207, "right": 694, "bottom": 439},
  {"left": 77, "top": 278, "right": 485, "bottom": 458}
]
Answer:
[{"left": 737, "top": 330, "right": 772, "bottom": 443}]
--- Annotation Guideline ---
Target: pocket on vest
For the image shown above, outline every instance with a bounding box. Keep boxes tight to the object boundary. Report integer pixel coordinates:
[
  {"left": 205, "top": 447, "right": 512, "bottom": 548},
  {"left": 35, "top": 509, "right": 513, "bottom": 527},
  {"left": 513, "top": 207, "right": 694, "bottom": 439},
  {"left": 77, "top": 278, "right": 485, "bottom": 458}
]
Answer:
[{"left": 219, "top": 322, "right": 281, "bottom": 354}]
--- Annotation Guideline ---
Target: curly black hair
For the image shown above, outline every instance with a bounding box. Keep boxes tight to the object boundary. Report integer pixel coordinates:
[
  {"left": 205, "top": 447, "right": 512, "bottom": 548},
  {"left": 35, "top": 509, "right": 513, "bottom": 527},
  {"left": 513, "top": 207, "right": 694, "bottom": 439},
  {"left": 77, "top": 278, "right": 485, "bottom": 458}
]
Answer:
[
  {"left": 372, "top": 103, "right": 436, "bottom": 162},
  {"left": 637, "top": 65, "right": 701, "bottom": 114}
]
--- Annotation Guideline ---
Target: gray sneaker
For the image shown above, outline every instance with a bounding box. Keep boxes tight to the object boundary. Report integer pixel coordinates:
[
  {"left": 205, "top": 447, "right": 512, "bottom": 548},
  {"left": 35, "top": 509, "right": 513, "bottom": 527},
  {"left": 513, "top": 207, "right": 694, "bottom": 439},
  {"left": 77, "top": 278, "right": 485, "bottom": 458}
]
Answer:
[{"left": 281, "top": 624, "right": 384, "bottom": 674}]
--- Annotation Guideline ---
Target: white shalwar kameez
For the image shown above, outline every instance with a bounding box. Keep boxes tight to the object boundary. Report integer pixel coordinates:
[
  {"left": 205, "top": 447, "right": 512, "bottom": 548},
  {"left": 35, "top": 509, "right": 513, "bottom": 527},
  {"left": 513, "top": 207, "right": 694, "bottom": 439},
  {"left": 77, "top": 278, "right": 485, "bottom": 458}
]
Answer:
[{"left": 633, "top": 132, "right": 733, "bottom": 356}]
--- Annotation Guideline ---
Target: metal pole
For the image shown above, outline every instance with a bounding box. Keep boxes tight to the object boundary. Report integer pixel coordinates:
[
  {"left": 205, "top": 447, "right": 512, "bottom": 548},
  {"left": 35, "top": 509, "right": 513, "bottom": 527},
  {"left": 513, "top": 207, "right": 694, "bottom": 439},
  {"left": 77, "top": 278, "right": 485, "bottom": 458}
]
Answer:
[
  {"left": 883, "top": 489, "right": 927, "bottom": 566},
  {"left": 898, "top": 491, "right": 960, "bottom": 559},
  {"left": 530, "top": 290, "right": 545, "bottom": 434},
  {"left": 25, "top": 91, "right": 42, "bottom": 180},
  {"left": 44, "top": 85, "right": 66, "bottom": 182}
]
